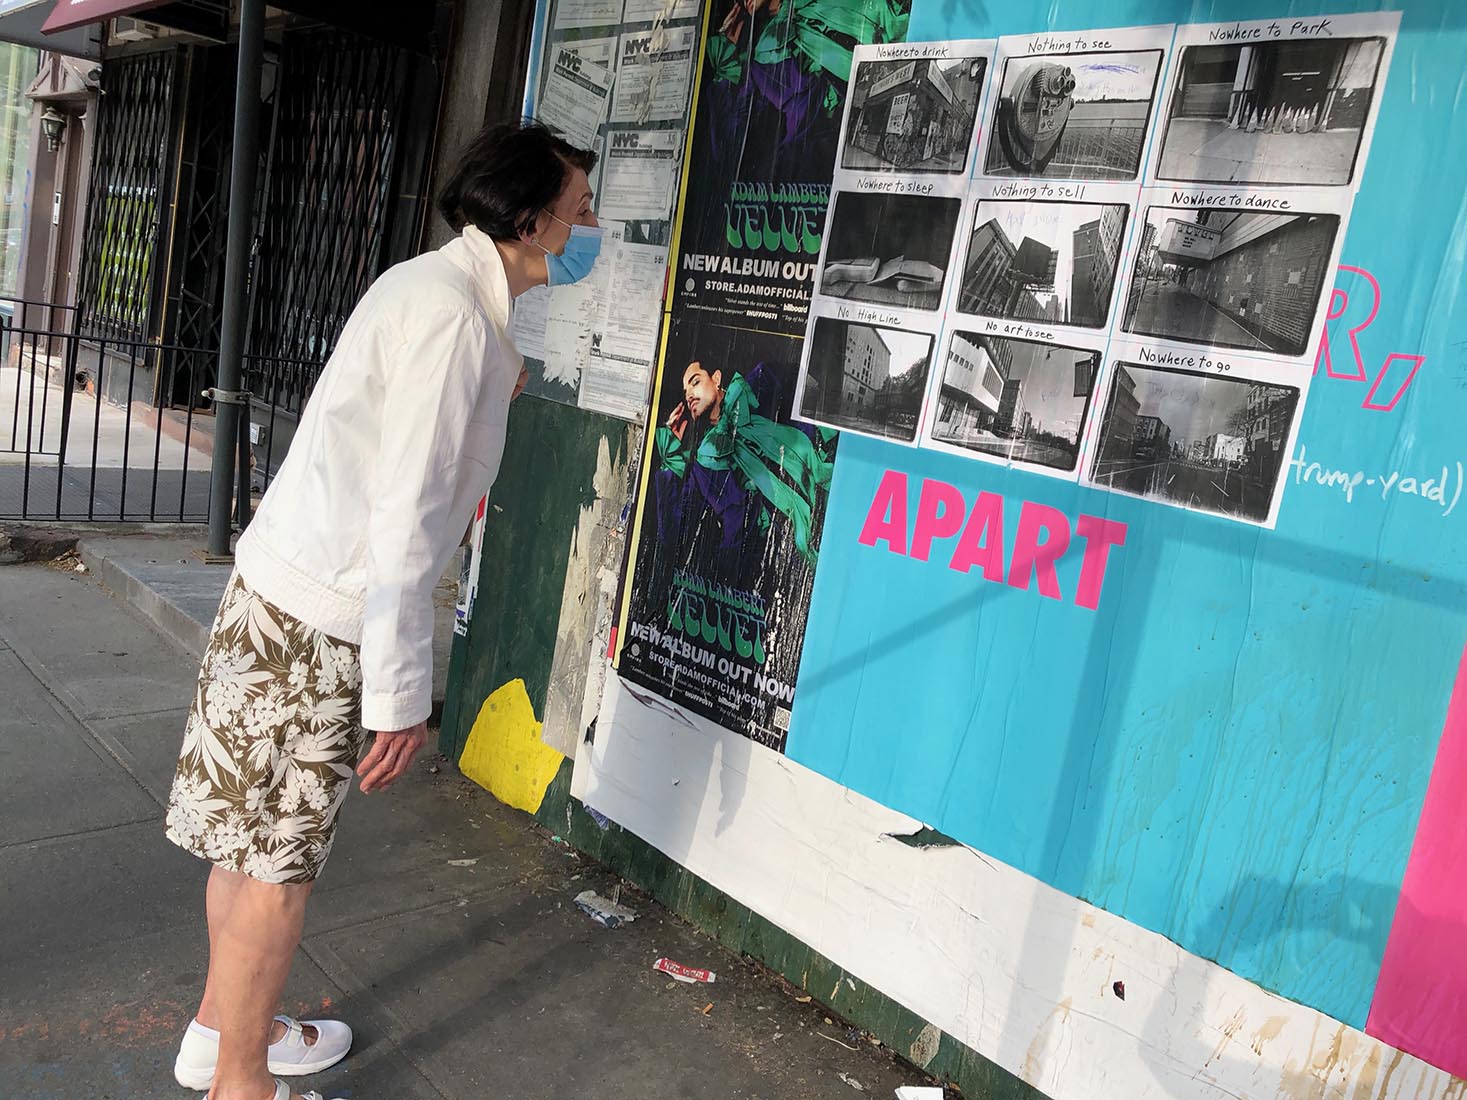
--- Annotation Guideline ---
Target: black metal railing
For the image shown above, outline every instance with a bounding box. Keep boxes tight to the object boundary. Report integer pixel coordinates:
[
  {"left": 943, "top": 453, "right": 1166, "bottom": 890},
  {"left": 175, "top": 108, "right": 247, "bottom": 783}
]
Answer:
[
  {"left": 0, "top": 297, "right": 314, "bottom": 523},
  {"left": 2, "top": 297, "right": 82, "bottom": 458}
]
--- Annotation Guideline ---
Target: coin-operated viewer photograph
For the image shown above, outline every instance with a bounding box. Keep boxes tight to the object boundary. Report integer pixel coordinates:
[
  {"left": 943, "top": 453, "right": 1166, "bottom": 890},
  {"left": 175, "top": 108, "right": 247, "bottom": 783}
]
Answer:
[{"left": 985, "top": 48, "right": 1163, "bottom": 179}]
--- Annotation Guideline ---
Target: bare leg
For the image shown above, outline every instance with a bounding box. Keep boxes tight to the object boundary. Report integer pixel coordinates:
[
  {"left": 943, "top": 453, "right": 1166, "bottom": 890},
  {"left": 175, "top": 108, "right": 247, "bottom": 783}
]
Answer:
[
  {"left": 204, "top": 873, "right": 314, "bottom": 1100},
  {"left": 196, "top": 868, "right": 316, "bottom": 1048},
  {"left": 196, "top": 865, "right": 246, "bottom": 1030}
]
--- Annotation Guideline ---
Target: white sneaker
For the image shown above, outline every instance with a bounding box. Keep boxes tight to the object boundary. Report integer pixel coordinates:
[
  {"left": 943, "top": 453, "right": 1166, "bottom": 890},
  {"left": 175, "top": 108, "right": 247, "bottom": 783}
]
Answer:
[
  {"left": 173, "top": 1015, "right": 353, "bottom": 1090},
  {"left": 269, "top": 1079, "right": 346, "bottom": 1100}
]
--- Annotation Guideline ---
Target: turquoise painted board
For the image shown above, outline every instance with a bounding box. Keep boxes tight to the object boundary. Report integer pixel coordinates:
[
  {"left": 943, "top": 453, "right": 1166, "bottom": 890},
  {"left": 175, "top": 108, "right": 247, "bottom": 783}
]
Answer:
[{"left": 785, "top": 0, "right": 1467, "bottom": 1032}]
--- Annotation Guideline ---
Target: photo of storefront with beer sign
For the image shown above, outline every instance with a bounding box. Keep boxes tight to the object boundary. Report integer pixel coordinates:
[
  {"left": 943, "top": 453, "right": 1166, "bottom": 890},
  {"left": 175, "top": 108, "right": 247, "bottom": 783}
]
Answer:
[{"left": 842, "top": 53, "right": 987, "bottom": 173}]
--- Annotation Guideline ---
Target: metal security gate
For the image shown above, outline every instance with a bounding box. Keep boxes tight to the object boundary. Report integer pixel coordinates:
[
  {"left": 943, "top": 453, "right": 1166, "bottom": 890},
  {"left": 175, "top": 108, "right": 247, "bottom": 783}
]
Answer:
[
  {"left": 244, "top": 26, "right": 439, "bottom": 484},
  {"left": 77, "top": 51, "right": 179, "bottom": 345},
  {"left": 3, "top": 22, "right": 444, "bottom": 523}
]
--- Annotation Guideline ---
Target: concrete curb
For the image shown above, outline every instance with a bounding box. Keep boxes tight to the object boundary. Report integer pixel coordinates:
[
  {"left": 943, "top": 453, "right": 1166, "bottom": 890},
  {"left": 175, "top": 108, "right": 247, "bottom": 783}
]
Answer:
[
  {"left": 77, "top": 538, "right": 219, "bottom": 659},
  {"left": 73, "top": 534, "right": 453, "bottom": 727}
]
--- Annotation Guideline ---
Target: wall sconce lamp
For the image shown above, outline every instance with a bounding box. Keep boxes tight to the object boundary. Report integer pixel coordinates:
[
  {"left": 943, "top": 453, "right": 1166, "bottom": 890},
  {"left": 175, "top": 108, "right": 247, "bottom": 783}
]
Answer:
[{"left": 40, "top": 107, "right": 66, "bottom": 154}]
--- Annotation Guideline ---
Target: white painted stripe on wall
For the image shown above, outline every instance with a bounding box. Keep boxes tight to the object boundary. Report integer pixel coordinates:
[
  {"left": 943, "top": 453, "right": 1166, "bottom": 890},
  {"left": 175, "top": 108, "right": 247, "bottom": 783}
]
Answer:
[{"left": 573, "top": 674, "right": 1462, "bottom": 1100}]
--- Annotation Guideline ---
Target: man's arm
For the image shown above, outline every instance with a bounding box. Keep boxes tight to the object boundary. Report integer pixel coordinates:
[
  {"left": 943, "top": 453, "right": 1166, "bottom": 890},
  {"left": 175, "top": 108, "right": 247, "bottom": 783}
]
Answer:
[{"left": 356, "top": 306, "right": 501, "bottom": 789}]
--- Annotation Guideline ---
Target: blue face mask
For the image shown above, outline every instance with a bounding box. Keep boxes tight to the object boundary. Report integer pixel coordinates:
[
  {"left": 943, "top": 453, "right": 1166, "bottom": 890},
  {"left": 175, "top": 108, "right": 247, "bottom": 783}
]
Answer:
[{"left": 541, "top": 214, "right": 603, "bottom": 287}]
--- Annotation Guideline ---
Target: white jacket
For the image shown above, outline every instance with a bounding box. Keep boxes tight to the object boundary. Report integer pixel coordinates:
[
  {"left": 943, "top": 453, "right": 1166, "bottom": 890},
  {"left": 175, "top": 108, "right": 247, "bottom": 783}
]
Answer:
[{"left": 235, "top": 226, "right": 523, "bottom": 731}]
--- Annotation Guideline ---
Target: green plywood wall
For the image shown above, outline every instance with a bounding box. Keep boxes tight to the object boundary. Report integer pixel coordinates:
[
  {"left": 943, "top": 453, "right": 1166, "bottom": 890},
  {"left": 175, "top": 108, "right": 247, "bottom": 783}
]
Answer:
[{"left": 440, "top": 393, "right": 633, "bottom": 760}]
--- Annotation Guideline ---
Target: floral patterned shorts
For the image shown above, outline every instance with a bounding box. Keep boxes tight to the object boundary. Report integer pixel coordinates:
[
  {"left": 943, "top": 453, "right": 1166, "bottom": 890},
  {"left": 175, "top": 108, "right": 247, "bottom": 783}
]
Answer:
[{"left": 165, "top": 572, "right": 366, "bottom": 885}]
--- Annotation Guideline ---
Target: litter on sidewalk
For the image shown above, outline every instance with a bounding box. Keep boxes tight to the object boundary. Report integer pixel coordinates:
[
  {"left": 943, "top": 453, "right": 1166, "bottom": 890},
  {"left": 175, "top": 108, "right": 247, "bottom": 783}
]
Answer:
[
  {"left": 574, "top": 889, "right": 639, "bottom": 928},
  {"left": 895, "top": 1088, "right": 944, "bottom": 1099},
  {"left": 654, "top": 957, "right": 716, "bottom": 984}
]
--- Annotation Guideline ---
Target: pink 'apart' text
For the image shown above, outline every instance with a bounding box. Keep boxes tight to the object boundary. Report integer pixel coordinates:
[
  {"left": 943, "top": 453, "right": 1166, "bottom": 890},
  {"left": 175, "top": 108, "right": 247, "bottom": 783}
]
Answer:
[{"left": 858, "top": 471, "right": 1128, "bottom": 611}]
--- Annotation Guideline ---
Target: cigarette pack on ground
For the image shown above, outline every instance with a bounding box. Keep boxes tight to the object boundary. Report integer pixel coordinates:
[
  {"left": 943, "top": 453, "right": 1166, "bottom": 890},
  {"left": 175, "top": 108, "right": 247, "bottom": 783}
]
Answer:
[{"left": 654, "top": 957, "right": 716, "bottom": 983}]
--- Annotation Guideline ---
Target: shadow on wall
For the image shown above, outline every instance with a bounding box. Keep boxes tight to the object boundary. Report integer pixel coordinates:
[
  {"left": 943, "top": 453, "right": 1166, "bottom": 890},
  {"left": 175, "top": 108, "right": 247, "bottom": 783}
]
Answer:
[
  {"left": 1137, "top": 875, "right": 1422, "bottom": 1097},
  {"left": 780, "top": 463, "right": 1463, "bottom": 1091}
]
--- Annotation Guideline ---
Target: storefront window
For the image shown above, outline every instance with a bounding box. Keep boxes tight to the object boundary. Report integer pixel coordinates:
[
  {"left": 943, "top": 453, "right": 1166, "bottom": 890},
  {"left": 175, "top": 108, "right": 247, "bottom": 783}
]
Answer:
[{"left": 0, "top": 43, "right": 39, "bottom": 296}]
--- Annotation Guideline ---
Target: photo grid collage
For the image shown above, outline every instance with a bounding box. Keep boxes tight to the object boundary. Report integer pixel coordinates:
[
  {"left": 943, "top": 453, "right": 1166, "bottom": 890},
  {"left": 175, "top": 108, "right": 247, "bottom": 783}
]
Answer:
[{"left": 792, "top": 15, "right": 1398, "bottom": 527}]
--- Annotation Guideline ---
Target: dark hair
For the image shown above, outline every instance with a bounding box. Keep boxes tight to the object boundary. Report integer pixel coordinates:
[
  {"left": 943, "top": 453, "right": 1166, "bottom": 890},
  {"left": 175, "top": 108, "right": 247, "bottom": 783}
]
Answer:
[{"left": 437, "top": 121, "right": 598, "bottom": 241}]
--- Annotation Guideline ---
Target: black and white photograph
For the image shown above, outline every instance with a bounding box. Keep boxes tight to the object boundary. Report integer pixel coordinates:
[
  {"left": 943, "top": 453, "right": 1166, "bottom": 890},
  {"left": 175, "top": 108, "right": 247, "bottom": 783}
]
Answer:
[
  {"left": 1089, "top": 362, "right": 1300, "bottom": 522},
  {"left": 800, "top": 318, "right": 935, "bottom": 442},
  {"left": 1123, "top": 206, "right": 1340, "bottom": 356},
  {"left": 984, "top": 49, "right": 1163, "bottom": 179},
  {"left": 1156, "top": 37, "right": 1387, "bottom": 186},
  {"left": 959, "top": 200, "right": 1129, "bottom": 328},
  {"left": 818, "top": 192, "right": 962, "bottom": 311},
  {"left": 841, "top": 54, "right": 988, "bottom": 173},
  {"left": 930, "top": 331, "right": 1097, "bottom": 472}
]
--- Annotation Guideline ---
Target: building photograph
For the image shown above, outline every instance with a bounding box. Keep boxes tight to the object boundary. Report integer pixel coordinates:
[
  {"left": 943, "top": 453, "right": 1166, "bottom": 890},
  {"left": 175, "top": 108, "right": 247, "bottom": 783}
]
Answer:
[
  {"left": 1089, "top": 363, "right": 1300, "bottom": 521},
  {"left": 959, "top": 199, "right": 1128, "bottom": 327},
  {"left": 985, "top": 49, "right": 1163, "bottom": 179},
  {"left": 930, "top": 330, "right": 1096, "bottom": 471},
  {"left": 801, "top": 317, "right": 933, "bottom": 441},
  {"left": 819, "top": 191, "right": 962, "bottom": 311},
  {"left": 842, "top": 54, "right": 987, "bottom": 173},
  {"left": 1123, "top": 206, "right": 1341, "bottom": 356},
  {"left": 1157, "top": 37, "right": 1387, "bottom": 186},
  {"left": 1132, "top": 413, "right": 1172, "bottom": 462}
]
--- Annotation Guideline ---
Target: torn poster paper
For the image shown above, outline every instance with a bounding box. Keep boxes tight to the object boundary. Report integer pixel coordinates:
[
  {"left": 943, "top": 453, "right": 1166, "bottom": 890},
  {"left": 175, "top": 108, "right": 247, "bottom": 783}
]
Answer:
[
  {"left": 510, "top": 285, "right": 550, "bottom": 362},
  {"left": 611, "top": 24, "right": 696, "bottom": 124},
  {"left": 542, "top": 223, "right": 623, "bottom": 391},
  {"left": 620, "top": 0, "right": 698, "bottom": 21},
  {"left": 565, "top": 34, "right": 618, "bottom": 68},
  {"left": 552, "top": 0, "right": 623, "bottom": 31},
  {"left": 598, "top": 128, "right": 682, "bottom": 222},
  {"left": 579, "top": 238, "right": 668, "bottom": 421},
  {"left": 539, "top": 44, "right": 616, "bottom": 150}
]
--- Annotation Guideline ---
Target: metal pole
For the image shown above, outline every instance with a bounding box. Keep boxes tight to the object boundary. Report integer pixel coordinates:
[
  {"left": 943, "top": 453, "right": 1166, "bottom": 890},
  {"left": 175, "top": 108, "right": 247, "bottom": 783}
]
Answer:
[
  {"left": 236, "top": 396, "right": 252, "bottom": 529},
  {"left": 206, "top": 0, "right": 265, "bottom": 559}
]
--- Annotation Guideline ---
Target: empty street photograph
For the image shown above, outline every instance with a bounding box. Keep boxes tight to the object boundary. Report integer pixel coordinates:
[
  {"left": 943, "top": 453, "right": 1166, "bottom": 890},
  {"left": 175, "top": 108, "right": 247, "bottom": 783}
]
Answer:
[
  {"left": 985, "top": 49, "right": 1163, "bottom": 179},
  {"left": 1089, "top": 362, "right": 1300, "bottom": 522},
  {"left": 1157, "top": 37, "right": 1386, "bottom": 186},
  {"left": 801, "top": 318, "right": 934, "bottom": 441},
  {"left": 1123, "top": 207, "right": 1340, "bottom": 356},
  {"left": 930, "top": 331, "right": 1098, "bottom": 472},
  {"left": 959, "top": 199, "right": 1129, "bottom": 328},
  {"left": 842, "top": 54, "right": 988, "bottom": 173},
  {"left": 819, "top": 191, "right": 962, "bottom": 311}
]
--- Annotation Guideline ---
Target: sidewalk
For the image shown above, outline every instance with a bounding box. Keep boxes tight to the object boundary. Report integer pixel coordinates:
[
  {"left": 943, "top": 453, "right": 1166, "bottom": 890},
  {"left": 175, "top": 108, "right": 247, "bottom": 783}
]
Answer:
[
  {"left": 72, "top": 532, "right": 458, "bottom": 723},
  {"left": 0, "top": 560, "right": 935, "bottom": 1099}
]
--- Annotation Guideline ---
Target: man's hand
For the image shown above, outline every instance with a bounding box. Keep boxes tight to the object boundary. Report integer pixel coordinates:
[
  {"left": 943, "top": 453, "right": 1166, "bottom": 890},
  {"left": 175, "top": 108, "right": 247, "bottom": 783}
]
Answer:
[
  {"left": 357, "top": 721, "right": 428, "bottom": 793},
  {"left": 665, "top": 400, "right": 689, "bottom": 441},
  {"left": 513, "top": 366, "right": 529, "bottom": 400}
]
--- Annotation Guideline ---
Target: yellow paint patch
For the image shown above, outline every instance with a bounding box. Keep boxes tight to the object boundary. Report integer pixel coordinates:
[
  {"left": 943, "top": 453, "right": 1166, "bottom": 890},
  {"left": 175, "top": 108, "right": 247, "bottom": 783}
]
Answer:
[{"left": 459, "top": 679, "right": 564, "bottom": 814}]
